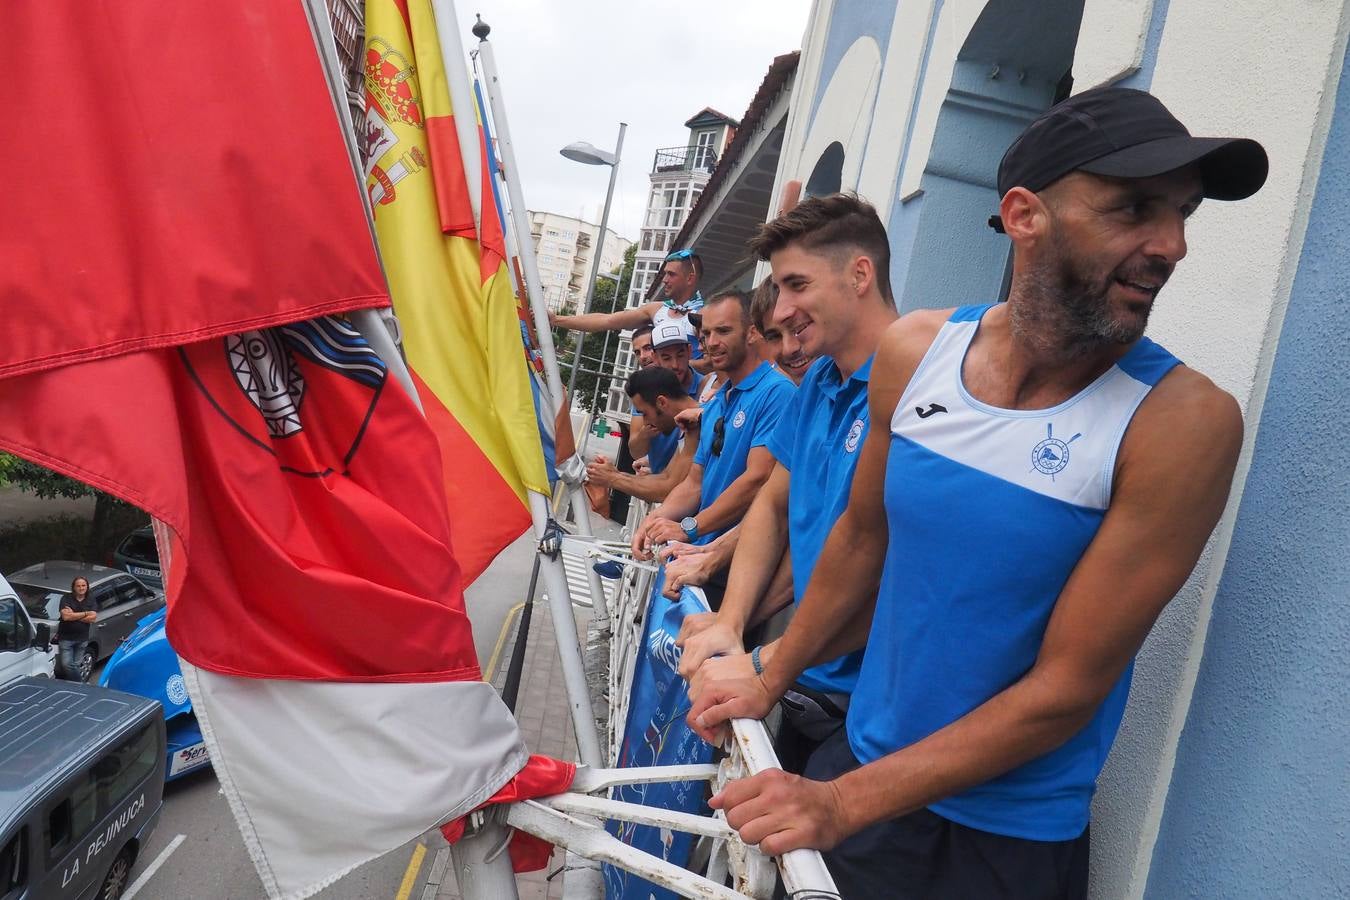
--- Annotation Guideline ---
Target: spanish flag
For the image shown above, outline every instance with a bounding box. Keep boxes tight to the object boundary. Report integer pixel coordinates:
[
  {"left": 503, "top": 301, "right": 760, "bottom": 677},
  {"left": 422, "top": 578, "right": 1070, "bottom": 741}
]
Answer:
[{"left": 363, "top": 0, "right": 548, "bottom": 580}]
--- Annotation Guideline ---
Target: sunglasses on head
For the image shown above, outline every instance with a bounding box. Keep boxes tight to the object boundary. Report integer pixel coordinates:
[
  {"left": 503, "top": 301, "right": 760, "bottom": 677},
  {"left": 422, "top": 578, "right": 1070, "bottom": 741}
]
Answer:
[
  {"left": 665, "top": 248, "right": 694, "bottom": 262},
  {"left": 712, "top": 415, "right": 726, "bottom": 457}
]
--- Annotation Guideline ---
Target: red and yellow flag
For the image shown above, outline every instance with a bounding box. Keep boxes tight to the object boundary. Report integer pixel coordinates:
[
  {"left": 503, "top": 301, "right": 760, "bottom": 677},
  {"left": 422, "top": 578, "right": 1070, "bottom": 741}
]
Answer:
[{"left": 363, "top": 0, "right": 548, "bottom": 580}]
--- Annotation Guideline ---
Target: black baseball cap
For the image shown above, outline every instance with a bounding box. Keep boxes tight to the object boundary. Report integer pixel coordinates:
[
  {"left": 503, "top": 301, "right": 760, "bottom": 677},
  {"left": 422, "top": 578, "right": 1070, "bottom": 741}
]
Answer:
[{"left": 989, "top": 87, "right": 1268, "bottom": 232}]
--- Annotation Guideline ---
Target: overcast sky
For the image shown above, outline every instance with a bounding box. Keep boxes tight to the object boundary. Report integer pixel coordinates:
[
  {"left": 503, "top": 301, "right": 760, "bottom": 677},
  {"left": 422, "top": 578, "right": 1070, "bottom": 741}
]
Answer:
[{"left": 452, "top": 0, "right": 811, "bottom": 242}]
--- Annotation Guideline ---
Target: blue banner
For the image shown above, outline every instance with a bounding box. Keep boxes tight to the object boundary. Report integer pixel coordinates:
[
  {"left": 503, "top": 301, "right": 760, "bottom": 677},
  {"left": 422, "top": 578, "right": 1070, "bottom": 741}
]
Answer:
[{"left": 604, "top": 572, "right": 713, "bottom": 899}]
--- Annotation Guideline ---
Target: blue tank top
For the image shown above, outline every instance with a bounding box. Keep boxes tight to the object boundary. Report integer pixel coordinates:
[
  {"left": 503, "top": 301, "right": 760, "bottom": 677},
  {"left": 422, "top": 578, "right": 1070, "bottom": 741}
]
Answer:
[{"left": 846, "top": 304, "right": 1181, "bottom": 841}]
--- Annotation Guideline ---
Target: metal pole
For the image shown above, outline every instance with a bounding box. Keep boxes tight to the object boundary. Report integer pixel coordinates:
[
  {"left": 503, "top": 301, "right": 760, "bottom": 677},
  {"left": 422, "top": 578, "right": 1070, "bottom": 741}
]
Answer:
[
  {"left": 429, "top": 0, "right": 483, "bottom": 237},
  {"left": 529, "top": 492, "right": 605, "bottom": 767},
  {"left": 474, "top": 21, "right": 566, "bottom": 416},
  {"left": 577, "top": 272, "right": 619, "bottom": 461},
  {"left": 564, "top": 122, "right": 627, "bottom": 404},
  {"left": 448, "top": 818, "right": 523, "bottom": 900}
]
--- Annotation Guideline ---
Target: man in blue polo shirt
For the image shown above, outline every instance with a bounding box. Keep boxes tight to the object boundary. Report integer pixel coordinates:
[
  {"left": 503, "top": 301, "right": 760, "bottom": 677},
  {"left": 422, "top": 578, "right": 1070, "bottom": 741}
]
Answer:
[
  {"left": 678, "top": 194, "right": 897, "bottom": 772},
  {"left": 633, "top": 321, "right": 703, "bottom": 473},
  {"left": 633, "top": 289, "right": 793, "bottom": 556}
]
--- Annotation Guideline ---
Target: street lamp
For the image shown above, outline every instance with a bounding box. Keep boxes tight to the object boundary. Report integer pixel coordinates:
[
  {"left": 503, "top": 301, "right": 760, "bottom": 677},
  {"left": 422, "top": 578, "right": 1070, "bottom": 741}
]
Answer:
[{"left": 559, "top": 123, "right": 627, "bottom": 405}]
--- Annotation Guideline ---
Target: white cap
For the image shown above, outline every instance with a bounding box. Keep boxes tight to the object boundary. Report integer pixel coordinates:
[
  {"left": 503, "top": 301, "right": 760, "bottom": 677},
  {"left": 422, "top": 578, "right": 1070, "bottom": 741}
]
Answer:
[{"left": 652, "top": 320, "right": 692, "bottom": 349}]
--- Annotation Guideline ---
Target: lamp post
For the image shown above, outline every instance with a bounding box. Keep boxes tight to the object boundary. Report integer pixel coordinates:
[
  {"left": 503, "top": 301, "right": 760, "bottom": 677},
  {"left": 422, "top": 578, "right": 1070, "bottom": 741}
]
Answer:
[{"left": 559, "top": 123, "right": 626, "bottom": 405}]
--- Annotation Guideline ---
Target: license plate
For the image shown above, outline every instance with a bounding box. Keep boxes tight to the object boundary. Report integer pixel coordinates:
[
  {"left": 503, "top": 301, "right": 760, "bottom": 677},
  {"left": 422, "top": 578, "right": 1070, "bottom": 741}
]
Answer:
[
  {"left": 169, "top": 742, "right": 210, "bottom": 776},
  {"left": 130, "top": 565, "right": 159, "bottom": 578}
]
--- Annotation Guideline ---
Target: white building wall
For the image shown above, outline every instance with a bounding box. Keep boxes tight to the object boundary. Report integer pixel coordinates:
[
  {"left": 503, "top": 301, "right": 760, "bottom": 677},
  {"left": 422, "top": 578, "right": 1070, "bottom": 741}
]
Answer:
[
  {"left": 528, "top": 210, "right": 631, "bottom": 314},
  {"left": 766, "top": 0, "right": 1350, "bottom": 896}
]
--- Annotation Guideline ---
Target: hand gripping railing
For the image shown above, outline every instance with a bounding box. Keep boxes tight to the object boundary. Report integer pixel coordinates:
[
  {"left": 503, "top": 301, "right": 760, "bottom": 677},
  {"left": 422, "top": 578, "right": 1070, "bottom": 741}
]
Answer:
[{"left": 502, "top": 560, "right": 840, "bottom": 898}]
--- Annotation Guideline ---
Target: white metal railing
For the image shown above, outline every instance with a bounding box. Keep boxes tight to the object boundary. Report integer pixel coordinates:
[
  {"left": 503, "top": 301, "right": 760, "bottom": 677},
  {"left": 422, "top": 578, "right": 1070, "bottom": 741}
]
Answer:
[{"left": 514, "top": 510, "right": 839, "bottom": 899}]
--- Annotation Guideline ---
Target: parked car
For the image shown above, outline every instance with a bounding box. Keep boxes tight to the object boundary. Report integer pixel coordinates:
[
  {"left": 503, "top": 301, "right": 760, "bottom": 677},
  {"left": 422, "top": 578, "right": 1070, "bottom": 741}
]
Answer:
[
  {"left": 0, "top": 677, "right": 166, "bottom": 900},
  {"left": 101, "top": 607, "right": 212, "bottom": 782},
  {"left": 112, "top": 524, "right": 162, "bottom": 589},
  {"left": 0, "top": 572, "right": 55, "bottom": 686},
  {"left": 7, "top": 562, "right": 165, "bottom": 683}
]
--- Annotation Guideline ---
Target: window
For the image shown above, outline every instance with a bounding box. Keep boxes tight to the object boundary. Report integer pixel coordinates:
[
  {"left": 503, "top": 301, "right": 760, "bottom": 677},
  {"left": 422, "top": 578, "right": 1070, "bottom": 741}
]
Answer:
[
  {"left": 117, "top": 532, "right": 158, "bottom": 565},
  {"left": 91, "top": 583, "right": 117, "bottom": 612},
  {"left": 694, "top": 130, "right": 718, "bottom": 172},
  {"left": 113, "top": 578, "right": 151, "bottom": 607},
  {"left": 0, "top": 599, "right": 31, "bottom": 652},
  {"left": 44, "top": 722, "right": 158, "bottom": 868},
  {"left": 0, "top": 828, "right": 25, "bottom": 897},
  {"left": 13, "top": 585, "right": 63, "bottom": 622},
  {"left": 546, "top": 228, "right": 560, "bottom": 237},
  {"left": 93, "top": 725, "right": 158, "bottom": 815},
  {"left": 46, "top": 776, "right": 97, "bottom": 864},
  {"left": 554, "top": 272, "right": 565, "bottom": 282}
]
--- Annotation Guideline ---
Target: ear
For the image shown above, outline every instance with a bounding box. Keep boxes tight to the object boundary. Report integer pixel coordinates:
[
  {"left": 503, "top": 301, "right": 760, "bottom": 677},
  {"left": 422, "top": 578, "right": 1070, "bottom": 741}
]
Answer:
[
  {"left": 999, "top": 187, "right": 1050, "bottom": 244},
  {"left": 850, "top": 253, "right": 875, "bottom": 298}
]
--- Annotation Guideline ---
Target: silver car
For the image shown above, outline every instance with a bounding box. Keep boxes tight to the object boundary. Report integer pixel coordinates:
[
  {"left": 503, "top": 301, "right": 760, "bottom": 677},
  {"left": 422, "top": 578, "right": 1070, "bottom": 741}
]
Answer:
[{"left": 7, "top": 562, "right": 165, "bottom": 682}]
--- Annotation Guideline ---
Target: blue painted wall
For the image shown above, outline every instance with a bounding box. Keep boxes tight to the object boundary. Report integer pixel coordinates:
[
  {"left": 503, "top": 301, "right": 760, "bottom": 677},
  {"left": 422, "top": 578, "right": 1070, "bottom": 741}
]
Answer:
[
  {"left": 1113, "top": 0, "right": 1169, "bottom": 91},
  {"left": 1143, "top": 41, "right": 1350, "bottom": 899},
  {"left": 806, "top": 0, "right": 900, "bottom": 130},
  {"left": 890, "top": 0, "right": 1082, "bottom": 310}
]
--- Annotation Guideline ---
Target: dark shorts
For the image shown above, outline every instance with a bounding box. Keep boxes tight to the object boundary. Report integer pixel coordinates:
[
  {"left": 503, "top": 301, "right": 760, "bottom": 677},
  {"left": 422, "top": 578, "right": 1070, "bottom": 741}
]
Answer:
[
  {"left": 802, "top": 729, "right": 1090, "bottom": 900},
  {"left": 773, "top": 683, "right": 848, "bottom": 775}
]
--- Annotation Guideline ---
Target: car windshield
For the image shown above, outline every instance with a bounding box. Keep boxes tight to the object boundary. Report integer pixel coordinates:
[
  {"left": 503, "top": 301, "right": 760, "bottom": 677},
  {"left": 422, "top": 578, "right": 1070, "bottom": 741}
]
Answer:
[
  {"left": 11, "top": 584, "right": 66, "bottom": 620},
  {"left": 119, "top": 533, "right": 159, "bottom": 564}
]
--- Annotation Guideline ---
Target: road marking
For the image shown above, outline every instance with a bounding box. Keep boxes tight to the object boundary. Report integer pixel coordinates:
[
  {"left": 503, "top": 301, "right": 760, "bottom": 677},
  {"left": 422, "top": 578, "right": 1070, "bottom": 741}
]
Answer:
[
  {"left": 122, "top": 834, "right": 186, "bottom": 899},
  {"left": 394, "top": 842, "right": 427, "bottom": 900},
  {"left": 484, "top": 601, "right": 525, "bottom": 683}
]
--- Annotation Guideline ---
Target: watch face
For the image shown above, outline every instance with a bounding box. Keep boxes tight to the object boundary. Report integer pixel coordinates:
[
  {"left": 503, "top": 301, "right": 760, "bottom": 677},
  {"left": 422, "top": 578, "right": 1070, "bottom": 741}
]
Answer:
[{"left": 681, "top": 517, "right": 697, "bottom": 533}]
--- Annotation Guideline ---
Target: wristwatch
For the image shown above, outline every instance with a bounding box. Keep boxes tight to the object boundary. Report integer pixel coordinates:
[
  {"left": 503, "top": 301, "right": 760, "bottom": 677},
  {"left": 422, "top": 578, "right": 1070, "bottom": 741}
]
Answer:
[{"left": 679, "top": 516, "right": 699, "bottom": 541}]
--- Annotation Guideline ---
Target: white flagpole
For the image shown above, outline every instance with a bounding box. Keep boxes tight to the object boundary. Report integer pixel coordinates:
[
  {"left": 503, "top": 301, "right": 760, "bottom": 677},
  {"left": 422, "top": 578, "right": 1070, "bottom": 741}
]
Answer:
[
  {"left": 428, "top": 0, "right": 605, "bottom": 773},
  {"left": 471, "top": 14, "right": 613, "bottom": 614}
]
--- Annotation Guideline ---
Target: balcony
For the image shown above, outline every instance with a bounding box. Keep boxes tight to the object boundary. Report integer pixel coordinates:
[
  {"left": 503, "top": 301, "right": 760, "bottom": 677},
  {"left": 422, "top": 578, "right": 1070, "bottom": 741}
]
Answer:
[{"left": 651, "top": 145, "right": 718, "bottom": 176}]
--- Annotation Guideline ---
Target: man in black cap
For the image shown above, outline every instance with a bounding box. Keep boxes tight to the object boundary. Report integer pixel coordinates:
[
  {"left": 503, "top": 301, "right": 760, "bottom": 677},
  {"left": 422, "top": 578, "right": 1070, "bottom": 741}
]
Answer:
[{"left": 688, "top": 87, "right": 1267, "bottom": 898}]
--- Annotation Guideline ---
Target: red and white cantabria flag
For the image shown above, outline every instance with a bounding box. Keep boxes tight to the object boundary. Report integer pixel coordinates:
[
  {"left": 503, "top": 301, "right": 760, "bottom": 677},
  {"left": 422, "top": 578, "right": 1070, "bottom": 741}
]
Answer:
[{"left": 0, "top": 4, "right": 569, "bottom": 897}]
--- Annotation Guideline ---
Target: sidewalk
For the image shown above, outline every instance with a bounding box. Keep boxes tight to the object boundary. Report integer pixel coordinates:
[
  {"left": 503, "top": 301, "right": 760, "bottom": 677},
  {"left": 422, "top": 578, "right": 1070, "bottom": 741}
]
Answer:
[{"left": 430, "top": 512, "right": 622, "bottom": 900}]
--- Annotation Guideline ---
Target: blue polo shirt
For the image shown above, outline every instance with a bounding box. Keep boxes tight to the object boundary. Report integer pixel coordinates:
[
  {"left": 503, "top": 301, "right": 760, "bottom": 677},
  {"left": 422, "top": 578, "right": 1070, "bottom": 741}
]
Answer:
[
  {"left": 765, "top": 355, "right": 872, "bottom": 696},
  {"left": 645, "top": 369, "right": 704, "bottom": 474},
  {"left": 692, "top": 361, "right": 795, "bottom": 544}
]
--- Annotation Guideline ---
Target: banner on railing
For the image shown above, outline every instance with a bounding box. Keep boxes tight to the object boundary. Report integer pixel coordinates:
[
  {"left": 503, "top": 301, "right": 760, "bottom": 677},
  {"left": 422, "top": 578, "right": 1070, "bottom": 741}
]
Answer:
[{"left": 605, "top": 572, "right": 714, "bottom": 899}]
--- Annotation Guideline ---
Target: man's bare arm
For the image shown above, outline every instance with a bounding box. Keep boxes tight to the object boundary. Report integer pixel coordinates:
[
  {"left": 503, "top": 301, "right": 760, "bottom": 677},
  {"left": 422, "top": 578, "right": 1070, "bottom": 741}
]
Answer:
[
  {"left": 688, "top": 312, "right": 949, "bottom": 729},
  {"left": 677, "top": 465, "right": 790, "bottom": 676},
  {"left": 713, "top": 367, "right": 1246, "bottom": 856},
  {"left": 551, "top": 303, "right": 653, "bottom": 333},
  {"left": 632, "top": 463, "right": 704, "bottom": 558},
  {"left": 598, "top": 441, "right": 693, "bottom": 503},
  {"left": 627, "top": 413, "right": 655, "bottom": 459}
]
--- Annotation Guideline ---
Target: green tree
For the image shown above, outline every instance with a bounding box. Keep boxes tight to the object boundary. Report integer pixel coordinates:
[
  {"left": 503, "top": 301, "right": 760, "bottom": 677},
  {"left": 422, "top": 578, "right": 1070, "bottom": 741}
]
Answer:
[
  {"left": 554, "top": 243, "right": 637, "bottom": 415},
  {"left": 0, "top": 453, "right": 140, "bottom": 558}
]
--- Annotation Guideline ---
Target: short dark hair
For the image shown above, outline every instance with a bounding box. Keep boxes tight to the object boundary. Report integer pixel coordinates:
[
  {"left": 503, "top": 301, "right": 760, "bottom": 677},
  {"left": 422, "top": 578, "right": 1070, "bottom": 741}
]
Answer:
[
  {"left": 632, "top": 322, "right": 655, "bottom": 341},
  {"left": 747, "top": 193, "right": 894, "bottom": 303},
  {"left": 662, "top": 254, "right": 704, "bottom": 280},
  {"left": 625, "top": 365, "right": 685, "bottom": 405},
  {"left": 704, "top": 288, "right": 751, "bottom": 326},
  {"left": 749, "top": 278, "right": 778, "bottom": 333}
]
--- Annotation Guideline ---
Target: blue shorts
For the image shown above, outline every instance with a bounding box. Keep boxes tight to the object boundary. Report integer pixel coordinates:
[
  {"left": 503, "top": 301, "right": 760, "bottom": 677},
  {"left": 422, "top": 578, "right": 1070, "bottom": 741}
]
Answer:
[{"left": 803, "top": 729, "right": 1091, "bottom": 900}]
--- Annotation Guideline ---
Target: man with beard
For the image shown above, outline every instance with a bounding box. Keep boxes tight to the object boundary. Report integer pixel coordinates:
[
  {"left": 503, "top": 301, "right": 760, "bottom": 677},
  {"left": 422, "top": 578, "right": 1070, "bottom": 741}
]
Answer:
[
  {"left": 688, "top": 88, "right": 1267, "bottom": 898},
  {"left": 633, "top": 289, "right": 794, "bottom": 558},
  {"left": 590, "top": 365, "right": 701, "bottom": 504}
]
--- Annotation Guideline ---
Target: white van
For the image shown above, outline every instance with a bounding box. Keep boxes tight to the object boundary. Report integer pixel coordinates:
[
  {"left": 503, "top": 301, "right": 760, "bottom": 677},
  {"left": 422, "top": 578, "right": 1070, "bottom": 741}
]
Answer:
[{"left": 0, "top": 573, "right": 56, "bottom": 686}]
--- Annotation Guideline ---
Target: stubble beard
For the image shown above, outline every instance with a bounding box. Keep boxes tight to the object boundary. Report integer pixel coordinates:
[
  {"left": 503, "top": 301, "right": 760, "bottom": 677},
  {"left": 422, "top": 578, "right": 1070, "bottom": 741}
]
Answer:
[{"left": 1011, "top": 230, "right": 1157, "bottom": 360}]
